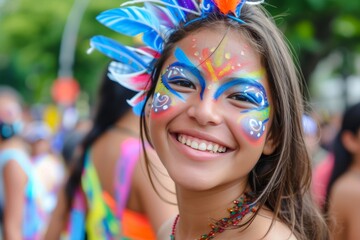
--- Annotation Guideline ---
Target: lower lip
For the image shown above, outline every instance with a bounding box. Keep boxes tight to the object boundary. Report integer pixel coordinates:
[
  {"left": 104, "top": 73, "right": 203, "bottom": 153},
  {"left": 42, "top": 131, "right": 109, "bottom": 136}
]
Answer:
[{"left": 170, "top": 134, "right": 225, "bottom": 161}]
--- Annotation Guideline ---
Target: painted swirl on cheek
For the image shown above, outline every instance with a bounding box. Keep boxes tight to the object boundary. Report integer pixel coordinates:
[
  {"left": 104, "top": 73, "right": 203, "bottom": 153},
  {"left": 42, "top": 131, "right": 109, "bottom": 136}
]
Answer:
[
  {"left": 239, "top": 107, "right": 270, "bottom": 143},
  {"left": 152, "top": 92, "right": 172, "bottom": 113}
]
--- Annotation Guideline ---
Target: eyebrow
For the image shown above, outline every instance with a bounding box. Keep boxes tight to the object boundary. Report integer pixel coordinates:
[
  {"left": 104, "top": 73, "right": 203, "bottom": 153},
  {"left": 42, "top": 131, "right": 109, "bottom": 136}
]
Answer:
[
  {"left": 214, "top": 78, "right": 267, "bottom": 101},
  {"left": 172, "top": 47, "right": 206, "bottom": 99}
]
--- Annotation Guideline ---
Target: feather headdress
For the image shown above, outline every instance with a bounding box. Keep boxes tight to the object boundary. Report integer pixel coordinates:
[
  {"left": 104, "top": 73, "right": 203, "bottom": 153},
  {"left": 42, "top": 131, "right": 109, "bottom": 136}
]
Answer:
[{"left": 89, "top": 0, "right": 264, "bottom": 115}]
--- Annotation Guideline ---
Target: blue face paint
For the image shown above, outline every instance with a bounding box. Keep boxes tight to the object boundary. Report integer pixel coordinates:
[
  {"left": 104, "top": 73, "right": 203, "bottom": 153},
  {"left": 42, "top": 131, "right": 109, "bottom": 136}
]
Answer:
[
  {"left": 214, "top": 78, "right": 268, "bottom": 110},
  {"left": 174, "top": 48, "right": 206, "bottom": 99},
  {"left": 161, "top": 62, "right": 206, "bottom": 101}
]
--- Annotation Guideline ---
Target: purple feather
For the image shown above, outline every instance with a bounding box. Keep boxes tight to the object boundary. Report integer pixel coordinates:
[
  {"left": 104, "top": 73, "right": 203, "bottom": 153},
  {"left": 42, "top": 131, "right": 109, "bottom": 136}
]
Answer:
[
  {"left": 144, "top": 3, "right": 177, "bottom": 28},
  {"left": 177, "top": 0, "right": 197, "bottom": 12}
]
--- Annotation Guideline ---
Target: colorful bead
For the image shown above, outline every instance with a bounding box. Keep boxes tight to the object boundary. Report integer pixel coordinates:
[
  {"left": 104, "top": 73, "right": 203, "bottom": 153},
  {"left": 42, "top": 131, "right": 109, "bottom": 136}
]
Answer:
[{"left": 170, "top": 192, "right": 258, "bottom": 240}]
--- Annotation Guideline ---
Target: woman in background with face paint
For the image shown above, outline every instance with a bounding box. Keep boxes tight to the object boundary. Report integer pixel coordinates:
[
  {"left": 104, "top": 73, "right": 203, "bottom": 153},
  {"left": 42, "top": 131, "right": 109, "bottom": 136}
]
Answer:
[{"left": 91, "top": 0, "right": 329, "bottom": 239}]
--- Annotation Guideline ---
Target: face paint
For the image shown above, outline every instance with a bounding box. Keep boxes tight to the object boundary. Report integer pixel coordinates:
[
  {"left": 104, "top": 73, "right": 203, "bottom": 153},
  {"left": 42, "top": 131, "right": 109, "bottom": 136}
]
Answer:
[
  {"left": 151, "top": 79, "right": 173, "bottom": 114},
  {"left": 213, "top": 76, "right": 270, "bottom": 142},
  {"left": 192, "top": 37, "right": 270, "bottom": 143},
  {"left": 239, "top": 107, "right": 270, "bottom": 143},
  {"left": 152, "top": 47, "right": 207, "bottom": 115},
  {"left": 153, "top": 35, "right": 270, "bottom": 143},
  {"left": 192, "top": 37, "right": 245, "bottom": 83},
  {"left": 152, "top": 92, "right": 172, "bottom": 113}
]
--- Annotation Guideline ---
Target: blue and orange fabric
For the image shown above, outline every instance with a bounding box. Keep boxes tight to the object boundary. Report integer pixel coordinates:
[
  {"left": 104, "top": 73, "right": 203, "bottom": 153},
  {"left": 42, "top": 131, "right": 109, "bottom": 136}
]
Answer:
[
  {"left": 0, "top": 148, "right": 45, "bottom": 239},
  {"left": 64, "top": 138, "right": 155, "bottom": 240}
]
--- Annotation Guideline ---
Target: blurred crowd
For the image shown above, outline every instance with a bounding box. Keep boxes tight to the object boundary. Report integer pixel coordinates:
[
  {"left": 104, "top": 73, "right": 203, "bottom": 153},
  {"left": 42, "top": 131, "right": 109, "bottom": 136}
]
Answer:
[
  {"left": 0, "top": 85, "right": 85, "bottom": 239},
  {"left": 303, "top": 103, "right": 360, "bottom": 239}
]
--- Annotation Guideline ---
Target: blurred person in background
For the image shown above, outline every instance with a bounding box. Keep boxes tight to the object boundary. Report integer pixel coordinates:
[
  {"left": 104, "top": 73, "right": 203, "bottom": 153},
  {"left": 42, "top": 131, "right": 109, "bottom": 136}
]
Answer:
[
  {"left": 0, "top": 86, "right": 44, "bottom": 239},
  {"left": 61, "top": 130, "right": 86, "bottom": 169},
  {"left": 302, "top": 113, "right": 334, "bottom": 209},
  {"left": 323, "top": 102, "right": 360, "bottom": 239},
  {"left": 23, "top": 120, "right": 65, "bottom": 229},
  {"left": 44, "top": 62, "right": 177, "bottom": 239},
  {"left": 302, "top": 114, "right": 330, "bottom": 168}
]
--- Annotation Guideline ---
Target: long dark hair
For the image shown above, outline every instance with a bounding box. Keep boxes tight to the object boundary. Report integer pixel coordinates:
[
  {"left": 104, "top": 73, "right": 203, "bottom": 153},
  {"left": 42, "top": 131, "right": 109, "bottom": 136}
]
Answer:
[
  {"left": 140, "top": 5, "right": 328, "bottom": 240},
  {"left": 324, "top": 102, "right": 360, "bottom": 212},
  {"left": 64, "top": 62, "right": 137, "bottom": 209}
]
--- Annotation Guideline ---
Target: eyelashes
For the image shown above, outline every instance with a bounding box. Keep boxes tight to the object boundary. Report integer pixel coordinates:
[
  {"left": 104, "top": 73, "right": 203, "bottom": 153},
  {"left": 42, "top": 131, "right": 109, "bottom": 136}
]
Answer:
[
  {"left": 227, "top": 90, "right": 267, "bottom": 109},
  {"left": 228, "top": 93, "right": 258, "bottom": 105},
  {"left": 167, "top": 77, "right": 196, "bottom": 90}
]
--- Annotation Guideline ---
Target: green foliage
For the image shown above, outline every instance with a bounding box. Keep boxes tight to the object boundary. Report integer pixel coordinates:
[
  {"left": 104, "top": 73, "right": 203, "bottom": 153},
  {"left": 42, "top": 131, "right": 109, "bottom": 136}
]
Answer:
[
  {"left": 265, "top": 0, "right": 360, "bottom": 84},
  {"left": 0, "top": 0, "right": 132, "bottom": 104}
]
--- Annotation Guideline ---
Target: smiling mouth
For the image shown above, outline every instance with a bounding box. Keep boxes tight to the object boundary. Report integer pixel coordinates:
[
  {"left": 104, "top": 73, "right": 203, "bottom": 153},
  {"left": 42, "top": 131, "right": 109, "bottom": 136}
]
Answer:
[{"left": 177, "top": 134, "right": 227, "bottom": 153}]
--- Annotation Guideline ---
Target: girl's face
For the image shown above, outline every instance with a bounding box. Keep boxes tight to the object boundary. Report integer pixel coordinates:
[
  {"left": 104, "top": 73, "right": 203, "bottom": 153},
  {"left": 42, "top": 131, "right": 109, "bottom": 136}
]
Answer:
[{"left": 148, "top": 27, "right": 274, "bottom": 191}]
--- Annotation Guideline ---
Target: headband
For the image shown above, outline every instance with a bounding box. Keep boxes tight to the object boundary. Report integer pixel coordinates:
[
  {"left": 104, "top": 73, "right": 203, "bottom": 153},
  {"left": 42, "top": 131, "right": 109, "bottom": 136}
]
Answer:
[{"left": 89, "top": 0, "right": 264, "bottom": 115}]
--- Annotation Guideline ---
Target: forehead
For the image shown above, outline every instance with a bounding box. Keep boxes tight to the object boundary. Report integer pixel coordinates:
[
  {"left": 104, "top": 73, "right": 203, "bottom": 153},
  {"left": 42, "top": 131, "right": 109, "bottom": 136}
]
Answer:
[{"left": 166, "top": 27, "right": 263, "bottom": 79}]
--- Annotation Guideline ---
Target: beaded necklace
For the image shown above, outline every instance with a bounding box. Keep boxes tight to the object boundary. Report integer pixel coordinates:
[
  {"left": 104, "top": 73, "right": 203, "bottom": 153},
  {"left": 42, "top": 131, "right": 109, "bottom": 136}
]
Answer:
[{"left": 170, "top": 192, "right": 257, "bottom": 240}]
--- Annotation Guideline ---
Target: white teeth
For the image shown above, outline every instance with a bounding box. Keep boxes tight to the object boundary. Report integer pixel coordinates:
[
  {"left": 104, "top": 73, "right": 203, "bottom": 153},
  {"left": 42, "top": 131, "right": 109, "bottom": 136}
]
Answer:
[
  {"left": 213, "top": 144, "right": 219, "bottom": 153},
  {"left": 177, "top": 134, "right": 226, "bottom": 153},
  {"left": 191, "top": 141, "right": 198, "bottom": 149},
  {"left": 199, "top": 143, "right": 207, "bottom": 151}
]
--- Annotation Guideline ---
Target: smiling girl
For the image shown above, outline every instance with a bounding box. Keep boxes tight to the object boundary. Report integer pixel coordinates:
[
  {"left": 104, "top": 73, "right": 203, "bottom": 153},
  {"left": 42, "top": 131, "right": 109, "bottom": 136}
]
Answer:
[{"left": 91, "top": 1, "right": 328, "bottom": 239}]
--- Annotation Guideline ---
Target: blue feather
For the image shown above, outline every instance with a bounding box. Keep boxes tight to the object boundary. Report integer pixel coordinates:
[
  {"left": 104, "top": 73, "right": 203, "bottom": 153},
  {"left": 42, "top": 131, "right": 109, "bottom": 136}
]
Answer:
[
  {"left": 142, "top": 29, "right": 164, "bottom": 52},
  {"left": 90, "top": 36, "right": 147, "bottom": 72},
  {"left": 97, "top": 7, "right": 161, "bottom": 37}
]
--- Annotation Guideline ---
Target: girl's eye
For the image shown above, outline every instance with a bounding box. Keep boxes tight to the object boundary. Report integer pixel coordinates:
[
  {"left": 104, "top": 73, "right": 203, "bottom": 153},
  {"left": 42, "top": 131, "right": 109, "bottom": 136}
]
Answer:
[
  {"left": 228, "top": 93, "right": 259, "bottom": 107},
  {"left": 168, "top": 79, "right": 196, "bottom": 89}
]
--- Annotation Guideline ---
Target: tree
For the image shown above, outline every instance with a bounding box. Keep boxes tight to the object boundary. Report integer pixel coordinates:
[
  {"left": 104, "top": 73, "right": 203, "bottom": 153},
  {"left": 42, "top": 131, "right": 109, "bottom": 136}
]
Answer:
[
  {"left": 0, "top": 0, "right": 132, "bottom": 104},
  {"left": 265, "top": 0, "right": 360, "bottom": 99}
]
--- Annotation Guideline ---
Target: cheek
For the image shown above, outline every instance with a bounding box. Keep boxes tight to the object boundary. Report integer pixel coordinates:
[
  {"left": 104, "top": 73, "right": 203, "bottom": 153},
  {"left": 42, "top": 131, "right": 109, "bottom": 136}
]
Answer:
[
  {"left": 150, "top": 80, "right": 188, "bottom": 116},
  {"left": 151, "top": 92, "right": 172, "bottom": 114},
  {"left": 233, "top": 107, "right": 270, "bottom": 144},
  {"left": 150, "top": 92, "right": 185, "bottom": 118}
]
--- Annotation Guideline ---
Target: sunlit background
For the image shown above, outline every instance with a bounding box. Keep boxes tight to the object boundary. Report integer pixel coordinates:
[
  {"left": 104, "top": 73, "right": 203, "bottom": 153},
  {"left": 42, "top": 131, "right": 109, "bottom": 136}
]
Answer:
[{"left": 0, "top": 0, "right": 360, "bottom": 122}]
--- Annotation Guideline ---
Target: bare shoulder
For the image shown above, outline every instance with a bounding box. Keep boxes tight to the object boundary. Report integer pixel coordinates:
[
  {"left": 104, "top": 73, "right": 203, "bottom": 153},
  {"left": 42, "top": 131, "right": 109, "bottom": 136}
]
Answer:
[
  {"left": 243, "top": 209, "right": 297, "bottom": 240},
  {"left": 157, "top": 215, "right": 177, "bottom": 240},
  {"left": 330, "top": 172, "right": 360, "bottom": 203},
  {"left": 261, "top": 220, "right": 297, "bottom": 240}
]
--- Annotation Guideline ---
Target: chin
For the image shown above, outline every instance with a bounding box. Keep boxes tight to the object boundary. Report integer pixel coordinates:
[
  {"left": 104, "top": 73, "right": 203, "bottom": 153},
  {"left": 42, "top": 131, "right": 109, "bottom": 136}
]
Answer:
[{"left": 170, "top": 171, "right": 219, "bottom": 191}]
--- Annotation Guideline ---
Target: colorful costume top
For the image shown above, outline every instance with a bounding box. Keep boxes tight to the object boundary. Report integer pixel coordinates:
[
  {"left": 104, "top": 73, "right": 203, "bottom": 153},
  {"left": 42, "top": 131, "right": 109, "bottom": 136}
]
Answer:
[
  {"left": 64, "top": 137, "right": 155, "bottom": 240},
  {"left": 0, "top": 148, "right": 44, "bottom": 240}
]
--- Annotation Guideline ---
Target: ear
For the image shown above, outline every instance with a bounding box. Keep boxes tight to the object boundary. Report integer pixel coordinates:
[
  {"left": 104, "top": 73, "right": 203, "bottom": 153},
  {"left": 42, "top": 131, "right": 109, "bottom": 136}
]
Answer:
[
  {"left": 263, "top": 134, "right": 276, "bottom": 155},
  {"left": 341, "top": 130, "right": 358, "bottom": 154}
]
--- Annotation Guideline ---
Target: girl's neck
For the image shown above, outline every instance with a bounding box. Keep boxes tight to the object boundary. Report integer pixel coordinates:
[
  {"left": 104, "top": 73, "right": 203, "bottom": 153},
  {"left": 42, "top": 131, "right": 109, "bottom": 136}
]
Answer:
[{"left": 174, "top": 180, "right": 251, "bottom": 239}]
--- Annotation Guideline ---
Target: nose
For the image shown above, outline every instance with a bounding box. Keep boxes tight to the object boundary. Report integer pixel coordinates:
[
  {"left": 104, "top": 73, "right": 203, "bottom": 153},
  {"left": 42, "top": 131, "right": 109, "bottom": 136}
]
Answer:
[{"left": 187, "top": 94, "right": 223, "bottom": 126}]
